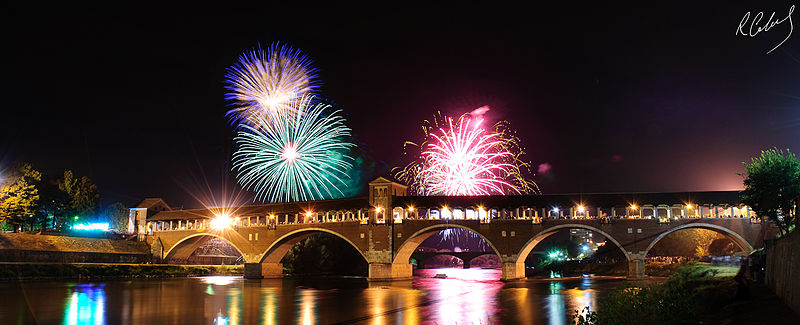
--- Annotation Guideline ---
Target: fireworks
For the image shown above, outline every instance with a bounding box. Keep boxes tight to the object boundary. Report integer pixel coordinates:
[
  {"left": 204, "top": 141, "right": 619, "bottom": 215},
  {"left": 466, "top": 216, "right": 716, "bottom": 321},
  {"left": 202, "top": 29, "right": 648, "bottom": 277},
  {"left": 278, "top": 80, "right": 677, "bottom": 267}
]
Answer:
[
  {"left": 395, "top": 109, "right": 539, "bottom": 196},
  {"left": 231, "top": 96, "right": 355, "bottom": 203},
  {"left": 224, "top": 43, "right": 319, "bottom": 129}
]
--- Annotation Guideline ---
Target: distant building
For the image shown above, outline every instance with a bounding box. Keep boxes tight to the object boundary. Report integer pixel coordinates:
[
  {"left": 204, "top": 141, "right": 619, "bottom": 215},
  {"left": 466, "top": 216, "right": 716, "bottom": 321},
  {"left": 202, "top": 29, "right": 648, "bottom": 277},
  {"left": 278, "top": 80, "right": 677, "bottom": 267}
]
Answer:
[
  {"left": 570, "top": 228, "right": 593, "bottom": 245},
  {"left": 130, "top": 198, "right": 171, "bottom": 238}
]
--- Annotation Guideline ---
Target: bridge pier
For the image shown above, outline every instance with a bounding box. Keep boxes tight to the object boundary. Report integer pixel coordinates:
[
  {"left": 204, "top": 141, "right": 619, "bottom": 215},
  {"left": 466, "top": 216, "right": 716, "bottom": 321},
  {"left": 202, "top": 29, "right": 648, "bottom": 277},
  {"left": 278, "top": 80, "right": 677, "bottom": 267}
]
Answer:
[
  {"left": 627, "top": 254, "right": 647, "bottom": 280},
  {"left": 368, "top": 263, "right": 413, "bottom": 281},
  {"left": 243, "top": 262, "right": 284, "bottom": 279},
  {"left": 501, "top": 262, "right": 525, "bottom": 281}
]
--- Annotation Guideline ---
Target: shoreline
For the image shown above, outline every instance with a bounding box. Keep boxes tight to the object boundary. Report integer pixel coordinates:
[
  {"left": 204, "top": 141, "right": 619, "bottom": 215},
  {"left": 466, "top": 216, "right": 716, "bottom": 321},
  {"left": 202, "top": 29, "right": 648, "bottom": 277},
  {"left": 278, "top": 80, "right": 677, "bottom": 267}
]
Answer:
[{"left": 0, "top": 262, "right": 243, "bottom": 282}]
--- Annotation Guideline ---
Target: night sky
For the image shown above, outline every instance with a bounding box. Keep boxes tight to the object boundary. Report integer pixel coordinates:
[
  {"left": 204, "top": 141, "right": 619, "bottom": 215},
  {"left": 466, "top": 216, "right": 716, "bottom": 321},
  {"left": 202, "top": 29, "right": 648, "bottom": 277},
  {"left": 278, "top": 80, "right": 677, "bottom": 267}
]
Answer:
[{"left": 3, "top": 2, "right": 800, "bottom": 209}]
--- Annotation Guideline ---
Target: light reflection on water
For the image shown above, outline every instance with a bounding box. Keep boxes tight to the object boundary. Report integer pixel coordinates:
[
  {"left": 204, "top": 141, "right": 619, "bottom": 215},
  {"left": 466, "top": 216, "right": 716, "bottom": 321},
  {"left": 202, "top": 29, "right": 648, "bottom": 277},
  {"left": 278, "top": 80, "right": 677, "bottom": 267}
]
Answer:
[
  {"left": 1, "top": 269, "right": 628, "bottom": 324},
  {"left": 64, "top": 284, "right": 105, "bottom": 325}
]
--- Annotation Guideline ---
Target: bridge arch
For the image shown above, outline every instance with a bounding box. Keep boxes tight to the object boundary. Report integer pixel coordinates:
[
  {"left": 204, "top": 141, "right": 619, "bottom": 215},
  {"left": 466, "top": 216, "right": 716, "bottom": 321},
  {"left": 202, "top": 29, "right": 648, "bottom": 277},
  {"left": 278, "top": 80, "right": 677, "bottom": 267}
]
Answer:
[
  {"left": 259, "top": 227, "right": 368, "bottom": 264},
  {"left": 644, "top": 222, "right": 754, "bottom": 256},
  {"left": 393, "top": 224, "right": 501, "bottom": 265},
  {"left": 515, "top": 224, "right": 632, "bottom": 264},
  {"left": 163, "top": 233, "right": 246, "bottom": 262}
]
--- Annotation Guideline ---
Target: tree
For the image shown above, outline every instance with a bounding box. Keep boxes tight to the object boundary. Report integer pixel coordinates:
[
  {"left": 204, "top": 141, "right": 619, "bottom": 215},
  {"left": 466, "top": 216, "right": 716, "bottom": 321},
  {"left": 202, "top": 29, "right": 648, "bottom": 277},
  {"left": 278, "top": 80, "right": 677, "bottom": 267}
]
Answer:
[
  {"left": 740, "top": 148, "right": 800, "bottom": 235},
  {"left": 105, "top": 202, "right": 129, "bottom": 231},
  {"left": 0, "top": 163, "right": 42, "bottom": 231},
  {"left": 39, "top": 173, "right": 72, "bottom": 229},
  {"left": 57, "top": 170, "right": 99, "bottom": 225},
  {"left": 71, "top": 176, "right": 99, "bottom": 220}
]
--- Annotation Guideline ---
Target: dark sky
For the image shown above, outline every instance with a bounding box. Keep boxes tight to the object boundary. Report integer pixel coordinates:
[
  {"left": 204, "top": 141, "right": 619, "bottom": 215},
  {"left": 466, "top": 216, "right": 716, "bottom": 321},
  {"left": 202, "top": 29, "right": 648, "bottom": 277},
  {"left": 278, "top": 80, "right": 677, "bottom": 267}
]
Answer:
[{"left": 3, "top": 2, "right": 800, "bottom": 209}]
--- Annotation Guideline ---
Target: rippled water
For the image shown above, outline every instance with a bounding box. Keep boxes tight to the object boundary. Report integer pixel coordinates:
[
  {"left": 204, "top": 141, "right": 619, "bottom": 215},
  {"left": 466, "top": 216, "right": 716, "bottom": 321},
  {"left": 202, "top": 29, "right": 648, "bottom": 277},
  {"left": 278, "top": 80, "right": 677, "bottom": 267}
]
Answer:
[{"left": 1, "top": 269, "right": 631, "bottom": 324}]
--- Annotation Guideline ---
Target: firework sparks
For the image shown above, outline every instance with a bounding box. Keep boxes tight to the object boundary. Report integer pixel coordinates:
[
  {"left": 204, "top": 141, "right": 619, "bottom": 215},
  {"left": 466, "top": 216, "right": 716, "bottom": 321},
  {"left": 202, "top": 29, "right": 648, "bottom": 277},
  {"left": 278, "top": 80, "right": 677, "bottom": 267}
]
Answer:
[
  {"left": 395, "top": 109, "right": 539, "bottom": 196},
  {"left": 232, "top": 96, "right": 355, "bottom": 203},
  {"left": 420, "top": 116, "right": 514, "bottom": 195},
  {"left": 224, "top": 43, "right": 319, "bottom": 129},
  {"left": 438, "top": 228, "right": 491, "bottom": 251}
]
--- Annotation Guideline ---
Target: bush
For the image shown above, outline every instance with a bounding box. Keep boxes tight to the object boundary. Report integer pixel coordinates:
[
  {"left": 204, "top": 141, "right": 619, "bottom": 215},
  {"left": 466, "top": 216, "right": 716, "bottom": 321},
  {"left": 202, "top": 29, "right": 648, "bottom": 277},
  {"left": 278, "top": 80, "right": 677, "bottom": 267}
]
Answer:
[{"left": 573, "top": 264, "right": 734, "bottom": 325}]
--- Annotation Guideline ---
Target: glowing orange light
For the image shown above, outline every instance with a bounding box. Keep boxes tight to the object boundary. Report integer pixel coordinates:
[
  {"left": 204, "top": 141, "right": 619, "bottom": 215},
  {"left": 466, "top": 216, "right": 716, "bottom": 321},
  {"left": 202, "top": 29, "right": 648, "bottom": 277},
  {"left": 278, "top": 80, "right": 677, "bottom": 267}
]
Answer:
[{"left": 210, "top": 214, "right": 233, "bottom": 230}]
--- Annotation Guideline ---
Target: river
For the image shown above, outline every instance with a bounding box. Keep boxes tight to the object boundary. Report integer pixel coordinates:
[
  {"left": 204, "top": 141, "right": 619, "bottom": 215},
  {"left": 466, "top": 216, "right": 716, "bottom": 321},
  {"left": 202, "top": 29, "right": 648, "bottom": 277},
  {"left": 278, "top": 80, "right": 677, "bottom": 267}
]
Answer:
[{"left": 1, "top": 269, "right": 634, "bottom": 324}]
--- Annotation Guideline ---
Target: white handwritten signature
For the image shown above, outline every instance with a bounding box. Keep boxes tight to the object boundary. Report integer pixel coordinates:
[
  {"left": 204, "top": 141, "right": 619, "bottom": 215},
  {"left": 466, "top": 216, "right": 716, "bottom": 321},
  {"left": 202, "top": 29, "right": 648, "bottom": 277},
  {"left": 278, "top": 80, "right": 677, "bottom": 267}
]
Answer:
[{"left": 736, "top": 5, "right": 795, "bottom": 54}]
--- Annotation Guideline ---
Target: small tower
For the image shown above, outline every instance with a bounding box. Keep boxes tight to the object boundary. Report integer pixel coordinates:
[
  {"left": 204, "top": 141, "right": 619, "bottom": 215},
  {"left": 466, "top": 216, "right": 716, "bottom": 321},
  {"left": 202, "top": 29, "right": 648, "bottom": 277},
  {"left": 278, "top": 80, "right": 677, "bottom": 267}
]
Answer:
[
  {"left": 368, "top": 177, "right": 408, "bottom": 223},
  {"left": 130, "top": 198, "right": 171, "bottom": 240}
]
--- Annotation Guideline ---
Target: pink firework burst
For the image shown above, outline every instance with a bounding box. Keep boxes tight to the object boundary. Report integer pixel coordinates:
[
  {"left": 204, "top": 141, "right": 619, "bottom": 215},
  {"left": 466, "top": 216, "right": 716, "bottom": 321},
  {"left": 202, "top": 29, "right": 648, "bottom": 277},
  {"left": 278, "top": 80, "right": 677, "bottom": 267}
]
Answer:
[{"left": 419, "top": 115, "right": 517, "bottom": 195}]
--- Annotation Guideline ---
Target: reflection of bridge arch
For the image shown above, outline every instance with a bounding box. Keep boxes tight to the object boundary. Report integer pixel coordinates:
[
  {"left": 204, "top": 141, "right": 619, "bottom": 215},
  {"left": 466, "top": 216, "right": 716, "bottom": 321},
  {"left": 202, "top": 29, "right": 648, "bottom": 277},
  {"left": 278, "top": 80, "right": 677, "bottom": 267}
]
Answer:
[
  {"left": 644, "top": 222, "right": 754, "bottom": 256},
  {"left": 259, "top": 227, "right": 368, "bottom": 264},
  {"left": 393, "top": 224, "right": 501, "bottom": 266},
  {"left": 163, "top": 233, "right": 246, "bottom": 262},
  {"left": 516, "top": 224, "right": 632, "bottom": 264}
]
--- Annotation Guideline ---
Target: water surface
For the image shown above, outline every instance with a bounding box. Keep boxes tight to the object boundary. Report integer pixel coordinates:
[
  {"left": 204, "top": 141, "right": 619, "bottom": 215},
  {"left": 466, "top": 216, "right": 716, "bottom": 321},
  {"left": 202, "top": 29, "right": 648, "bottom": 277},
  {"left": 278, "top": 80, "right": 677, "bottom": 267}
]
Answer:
[{"left": 1, "top": 269, "right": 633, "bottom": 324}]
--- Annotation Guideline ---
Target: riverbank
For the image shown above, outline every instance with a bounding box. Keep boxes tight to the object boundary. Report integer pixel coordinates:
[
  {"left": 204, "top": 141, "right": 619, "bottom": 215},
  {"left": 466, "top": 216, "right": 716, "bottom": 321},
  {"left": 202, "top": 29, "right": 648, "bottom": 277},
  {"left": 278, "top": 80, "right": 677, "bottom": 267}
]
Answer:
[
  {"left": 0, "top": 233, "right": 150, "bottom": 263},
  {"left": 573, "top": 264, "right": 797, "bottom": 324},
  {"left": 0, "top": 262, "right": 243, "bottom": 281},
  {"left": 528, "top": 260, "right": 719, "bottom": 278},
  {"left": 697, "top": 281, "right": 800, "bottom": 324}
]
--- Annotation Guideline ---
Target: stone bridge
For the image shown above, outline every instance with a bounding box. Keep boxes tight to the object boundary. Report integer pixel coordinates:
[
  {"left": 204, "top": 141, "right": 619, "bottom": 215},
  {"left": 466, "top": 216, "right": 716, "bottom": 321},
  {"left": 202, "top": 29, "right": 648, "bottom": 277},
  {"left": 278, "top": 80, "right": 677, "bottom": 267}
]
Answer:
[
  {"left": 140, "top": 177, "right": 778, "bottom": 281},
  {"left": 147, "top": 218, "right": 772, "bottom": 281}
]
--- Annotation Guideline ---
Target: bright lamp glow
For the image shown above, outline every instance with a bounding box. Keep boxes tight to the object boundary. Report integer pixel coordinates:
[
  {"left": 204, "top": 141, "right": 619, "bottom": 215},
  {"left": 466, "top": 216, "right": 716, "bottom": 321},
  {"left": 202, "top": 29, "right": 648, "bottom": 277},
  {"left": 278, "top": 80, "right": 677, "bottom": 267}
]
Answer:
[
  {"left": 210, "top": 215, "right": 233, "bottom": 230},
  {"left": 577, "top": 205, "right": 585, "bottom": 212},
  {"left": 72, "top": 223, "right": 109, "bottom": 231}
]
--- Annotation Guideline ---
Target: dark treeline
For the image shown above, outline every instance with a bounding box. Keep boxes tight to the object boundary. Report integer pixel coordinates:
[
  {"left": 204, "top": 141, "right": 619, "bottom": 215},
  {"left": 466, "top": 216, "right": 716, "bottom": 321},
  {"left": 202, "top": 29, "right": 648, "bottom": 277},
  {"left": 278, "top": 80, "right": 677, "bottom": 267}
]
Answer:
[{"left": 0, "top": 162, "right": 128, "bottom": 232}]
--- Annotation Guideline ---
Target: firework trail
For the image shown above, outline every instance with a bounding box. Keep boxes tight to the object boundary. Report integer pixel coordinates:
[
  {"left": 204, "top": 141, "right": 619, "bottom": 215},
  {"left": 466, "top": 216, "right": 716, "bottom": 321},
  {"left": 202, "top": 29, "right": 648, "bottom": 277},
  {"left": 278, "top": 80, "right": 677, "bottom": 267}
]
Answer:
[
  {"left": 232, "top": 96, "right": 355, "bottom": 202},
  {"left": 395, "top": 108, "right": 539, "bottom": 196},
  {"left": 224, "top": 43, "right": 319, "bottom": 129}
]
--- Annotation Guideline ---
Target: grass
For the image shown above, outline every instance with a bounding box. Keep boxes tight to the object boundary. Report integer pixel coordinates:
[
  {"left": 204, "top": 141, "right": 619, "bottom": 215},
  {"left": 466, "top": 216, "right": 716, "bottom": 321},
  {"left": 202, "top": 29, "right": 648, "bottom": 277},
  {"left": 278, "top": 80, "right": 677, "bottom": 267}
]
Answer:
[{"left": 572, "top": 262, "right": 741, "bottom": 325}]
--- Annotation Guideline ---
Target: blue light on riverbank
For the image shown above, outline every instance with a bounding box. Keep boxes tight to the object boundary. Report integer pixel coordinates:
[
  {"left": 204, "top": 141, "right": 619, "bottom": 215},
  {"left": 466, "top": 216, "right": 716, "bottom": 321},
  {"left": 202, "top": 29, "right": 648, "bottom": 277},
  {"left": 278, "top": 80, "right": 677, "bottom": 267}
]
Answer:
[{"left": 72, "top": 223, "right": 109, "bottom": 231}]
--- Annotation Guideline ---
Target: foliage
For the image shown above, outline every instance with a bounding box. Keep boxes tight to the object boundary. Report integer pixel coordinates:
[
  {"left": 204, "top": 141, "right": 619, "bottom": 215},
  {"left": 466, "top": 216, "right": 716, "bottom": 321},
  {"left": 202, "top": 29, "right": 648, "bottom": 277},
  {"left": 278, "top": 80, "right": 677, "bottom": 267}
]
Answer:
[
  {"left": 38, "top": 173, "right": 73, "bottom": 229},
  {"left": 58, "top": 170, "right": 99, "bottom": 224},
  {"left": 105, "top": 202, "right": 130, "bottom": 231},
  {"left": 694, "top": 245, "right": 709, "bottom": 258},
  {"left": 572, "top": 264, "right": 734, "bottom": 325},
  {"left": 0, "top": 163, "right": 42, "bottom": 231},
  {"left": 0, "top": 165, "right": 101, "bottom": 231},
  {"left": 740, "top": 148, "right": 800, "bottom": 234},
  {"left": 648, "top": 228, "right": 721, "bottom": 257}
]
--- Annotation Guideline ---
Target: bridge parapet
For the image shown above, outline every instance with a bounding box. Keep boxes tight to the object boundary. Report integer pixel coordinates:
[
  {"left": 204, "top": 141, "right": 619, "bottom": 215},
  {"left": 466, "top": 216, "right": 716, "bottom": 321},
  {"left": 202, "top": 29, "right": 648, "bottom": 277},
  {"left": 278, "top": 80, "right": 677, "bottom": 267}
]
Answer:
[{"left": 146, "top": 210, "right": 775, "bottom": 281}]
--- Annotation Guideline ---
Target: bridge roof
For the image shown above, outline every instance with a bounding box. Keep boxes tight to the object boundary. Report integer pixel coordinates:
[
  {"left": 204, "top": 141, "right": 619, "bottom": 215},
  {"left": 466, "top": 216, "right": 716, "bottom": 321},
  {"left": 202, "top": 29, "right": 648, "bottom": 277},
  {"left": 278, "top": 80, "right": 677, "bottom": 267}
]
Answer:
[
  {"left": 392, "top": 191, "right": 742, "bottom": 209},
  {"left": 148, "top": 197, "right": 370, "bottom": 221}
]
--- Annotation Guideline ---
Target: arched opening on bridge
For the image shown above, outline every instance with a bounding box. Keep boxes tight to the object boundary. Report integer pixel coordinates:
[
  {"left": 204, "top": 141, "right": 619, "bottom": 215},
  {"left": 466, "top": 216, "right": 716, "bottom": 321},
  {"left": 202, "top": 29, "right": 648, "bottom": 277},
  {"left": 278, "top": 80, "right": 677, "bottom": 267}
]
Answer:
[
  {"left": 644, "top": 223, "right": 753, "bottom": 276},
  {"left": 163, "top": 234, "right": 245, "bottom": 265},
  {"left": 515, "top": 224, "right": 631, "bottom": 278},
  {"left": 393, "top": 224, "right": 502, "bottom": 279},
  {"left": 258, "top": 228, "right": 368, "bottom": 277}
]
